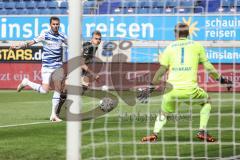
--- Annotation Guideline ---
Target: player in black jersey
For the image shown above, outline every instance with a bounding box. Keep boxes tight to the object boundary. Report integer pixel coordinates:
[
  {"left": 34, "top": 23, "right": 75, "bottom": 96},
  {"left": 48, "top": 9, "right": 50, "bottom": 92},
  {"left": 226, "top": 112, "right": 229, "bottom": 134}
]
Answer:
[
  {"left": 80, "top": 30, "right": 102, "bottom": 86},
  {"left": 56, "top": 31, "right": 102, "bottom": 116}
]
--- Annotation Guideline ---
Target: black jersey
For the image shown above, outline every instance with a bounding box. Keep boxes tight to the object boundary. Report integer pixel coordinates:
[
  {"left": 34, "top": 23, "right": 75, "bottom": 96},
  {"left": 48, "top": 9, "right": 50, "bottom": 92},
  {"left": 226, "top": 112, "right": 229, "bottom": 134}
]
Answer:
[{"left": 82, "top": 41, "right": 98, "bottom": 64}]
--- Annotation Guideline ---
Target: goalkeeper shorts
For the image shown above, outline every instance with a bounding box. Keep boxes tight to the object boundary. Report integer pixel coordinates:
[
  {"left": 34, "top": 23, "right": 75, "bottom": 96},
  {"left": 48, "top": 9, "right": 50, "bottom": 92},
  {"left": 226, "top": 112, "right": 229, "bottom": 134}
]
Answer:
[{"left": 161, "top": 87, "right": 208, "bottom": 113}]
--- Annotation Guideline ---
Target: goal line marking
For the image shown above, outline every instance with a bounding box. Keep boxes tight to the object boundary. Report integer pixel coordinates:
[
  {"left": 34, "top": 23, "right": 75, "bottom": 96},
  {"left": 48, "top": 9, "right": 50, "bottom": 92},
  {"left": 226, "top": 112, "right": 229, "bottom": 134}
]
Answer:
[{"left": 0, "top": 121, "right": 52, "bottom": 128}]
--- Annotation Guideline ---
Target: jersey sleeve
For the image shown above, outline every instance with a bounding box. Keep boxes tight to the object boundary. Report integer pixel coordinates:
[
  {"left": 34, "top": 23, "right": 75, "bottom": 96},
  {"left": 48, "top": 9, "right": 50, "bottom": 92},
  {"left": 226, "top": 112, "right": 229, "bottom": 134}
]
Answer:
[
  {"left": 63, "top": 34, "right": 68, "bottom": 45},
  {"left": 202, "top": 61, "right": 220, "bottom": 80},
  {"left": 33, "top": 31, "right": 45, "bottom": 43},
  {"left": 197, "top": 42, "right": 208, "bottom": 63},
  {"left": 159, "top": 46, "right": 170, "bottom": 67},
  {"left": 82, "top": 42, "right": 92, "bottom": 56}
]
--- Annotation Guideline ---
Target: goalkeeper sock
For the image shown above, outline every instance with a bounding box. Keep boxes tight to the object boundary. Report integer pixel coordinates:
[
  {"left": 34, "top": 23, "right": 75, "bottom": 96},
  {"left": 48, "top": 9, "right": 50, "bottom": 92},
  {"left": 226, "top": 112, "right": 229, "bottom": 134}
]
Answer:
[
  {"left": 153, "top": 114, "right": 167, "bottom": 134},
  {"left": 51, "top": 91, "right": 61, "bottom": 117},
  {"left": 27, "top": 80, "right": 48, "bottom": 93},
  {"left": 199, "top": 103, "right": 211, "bottom": 130}
]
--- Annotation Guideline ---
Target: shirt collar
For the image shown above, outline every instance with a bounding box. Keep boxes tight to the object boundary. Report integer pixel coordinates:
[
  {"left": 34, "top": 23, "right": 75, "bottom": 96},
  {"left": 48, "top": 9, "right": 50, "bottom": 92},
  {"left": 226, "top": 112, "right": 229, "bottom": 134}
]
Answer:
[
  {"left": 50, "top": 29, "right": 59, "bottom": 35},
  {"left": 178, "top": 37, "right": 187, "bottom": 40}
]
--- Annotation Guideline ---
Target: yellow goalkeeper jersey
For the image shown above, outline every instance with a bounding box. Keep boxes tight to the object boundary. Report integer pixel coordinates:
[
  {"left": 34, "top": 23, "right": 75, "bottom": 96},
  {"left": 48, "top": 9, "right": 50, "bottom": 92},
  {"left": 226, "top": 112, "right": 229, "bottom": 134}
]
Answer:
[{"left": 160, "top": 38, "right": 208, "bottom": 89}]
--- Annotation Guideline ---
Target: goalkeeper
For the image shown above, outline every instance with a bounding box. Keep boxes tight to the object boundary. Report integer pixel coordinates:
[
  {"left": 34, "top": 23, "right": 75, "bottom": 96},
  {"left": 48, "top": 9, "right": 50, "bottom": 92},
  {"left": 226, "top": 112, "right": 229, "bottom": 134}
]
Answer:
[{"left": 139, "top": 23, "right": 232, "bottom": 142}]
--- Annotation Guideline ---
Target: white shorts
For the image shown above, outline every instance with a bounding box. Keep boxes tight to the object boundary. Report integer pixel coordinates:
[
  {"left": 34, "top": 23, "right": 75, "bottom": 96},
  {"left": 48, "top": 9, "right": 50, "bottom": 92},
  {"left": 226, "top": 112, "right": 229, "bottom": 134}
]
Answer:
[{"left": 41, "top": 67, "right": 56, "bottom": 85}]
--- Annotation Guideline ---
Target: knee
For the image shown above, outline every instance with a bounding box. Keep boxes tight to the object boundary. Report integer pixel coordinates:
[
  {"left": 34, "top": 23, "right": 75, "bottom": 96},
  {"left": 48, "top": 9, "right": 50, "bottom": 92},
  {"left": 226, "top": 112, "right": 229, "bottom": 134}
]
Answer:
[
  {"left": 58, "top": 91, "right": 67, "bottom": 103},
  {"left": 60, "top": 92, "right": 67, "bottom": 100},
  {"left": 200, "top": 97, "right": 211, "bottom": 106},
  {"left": 156, "top": 112, "right": 168, "bottom": 121}
]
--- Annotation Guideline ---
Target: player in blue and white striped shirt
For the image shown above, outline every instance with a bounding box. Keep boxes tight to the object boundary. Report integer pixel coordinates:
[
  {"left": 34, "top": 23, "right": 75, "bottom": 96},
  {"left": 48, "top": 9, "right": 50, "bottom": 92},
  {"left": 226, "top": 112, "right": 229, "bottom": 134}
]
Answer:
[{"left": 11, "top": 17, "right": 67, "bottom": 122}]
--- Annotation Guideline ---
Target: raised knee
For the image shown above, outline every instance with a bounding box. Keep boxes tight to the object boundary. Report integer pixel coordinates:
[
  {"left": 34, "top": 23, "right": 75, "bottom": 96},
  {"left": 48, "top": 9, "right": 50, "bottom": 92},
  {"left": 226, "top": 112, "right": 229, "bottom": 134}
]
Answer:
[{"left": 60, "top": 92, "right": 67, "bottom": 101}]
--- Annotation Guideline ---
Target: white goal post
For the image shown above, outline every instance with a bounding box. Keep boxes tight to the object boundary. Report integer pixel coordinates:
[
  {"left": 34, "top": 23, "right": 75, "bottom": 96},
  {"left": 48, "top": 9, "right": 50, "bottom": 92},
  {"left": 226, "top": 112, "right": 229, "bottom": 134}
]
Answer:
[{"left": 67, "top": 0, "right": 82, "bottom": 160}]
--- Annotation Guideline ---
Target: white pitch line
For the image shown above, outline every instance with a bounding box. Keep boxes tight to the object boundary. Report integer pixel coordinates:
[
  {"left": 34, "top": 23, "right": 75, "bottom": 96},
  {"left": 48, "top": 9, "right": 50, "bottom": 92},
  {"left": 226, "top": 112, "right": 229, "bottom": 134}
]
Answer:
[{"left": 0, "top": 121, "right": 52, "bottom": 128}]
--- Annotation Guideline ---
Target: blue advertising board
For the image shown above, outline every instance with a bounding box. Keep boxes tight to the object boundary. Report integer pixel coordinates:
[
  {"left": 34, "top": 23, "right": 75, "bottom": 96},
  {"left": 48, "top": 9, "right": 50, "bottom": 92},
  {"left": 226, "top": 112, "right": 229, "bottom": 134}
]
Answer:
[
  {"left": 130, "top": 48, "right": 161, "bottom": 63},
  {"left": 131, "top": 47, "right": 240, "bottom": 63},
  {"left": 205, "top": 48, "right": 240, "bottom": 63},
  {"left": 0, "top": 15, "right": 239, "bottom": 41}
]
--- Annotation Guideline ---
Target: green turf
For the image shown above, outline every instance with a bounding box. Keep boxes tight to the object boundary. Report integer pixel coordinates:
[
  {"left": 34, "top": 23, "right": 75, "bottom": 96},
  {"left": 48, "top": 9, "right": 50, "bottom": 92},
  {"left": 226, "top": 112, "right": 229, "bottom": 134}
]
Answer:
[{"left": 0, "top": 90, "right": 239, "bottom": 160}]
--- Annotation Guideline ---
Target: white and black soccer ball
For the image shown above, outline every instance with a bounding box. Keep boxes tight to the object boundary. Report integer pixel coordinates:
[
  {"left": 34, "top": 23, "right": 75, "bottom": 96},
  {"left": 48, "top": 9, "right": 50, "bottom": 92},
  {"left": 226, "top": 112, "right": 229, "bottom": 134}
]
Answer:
[
  {"left": 99, "top": 97, "right": 115, "bottom": 112},
  {"left": 101, "top": 85, "right": 109, "bottom": 91}
]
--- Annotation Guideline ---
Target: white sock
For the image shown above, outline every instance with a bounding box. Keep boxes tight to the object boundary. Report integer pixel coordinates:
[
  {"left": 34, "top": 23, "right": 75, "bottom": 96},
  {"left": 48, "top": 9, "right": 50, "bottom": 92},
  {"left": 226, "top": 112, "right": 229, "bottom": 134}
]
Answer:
[
  {"left": 153, "top": 114, "right": 167, "bottom": 134},
  {"left": 51, "top": 91, "right": 60, "bottom": 117},
  {"left": 27, "top": 80, "right": 48, "bottom": 93}
]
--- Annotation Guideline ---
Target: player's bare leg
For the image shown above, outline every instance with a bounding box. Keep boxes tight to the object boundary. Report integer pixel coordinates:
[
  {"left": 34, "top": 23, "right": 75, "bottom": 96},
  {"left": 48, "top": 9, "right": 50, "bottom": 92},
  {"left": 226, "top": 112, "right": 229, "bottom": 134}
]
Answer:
[
  {"left": 56, "top": 75, "right": 90, "bottom": 116},
  {"left": 56, "top": 91, "right": 67, "bottom": 116}
]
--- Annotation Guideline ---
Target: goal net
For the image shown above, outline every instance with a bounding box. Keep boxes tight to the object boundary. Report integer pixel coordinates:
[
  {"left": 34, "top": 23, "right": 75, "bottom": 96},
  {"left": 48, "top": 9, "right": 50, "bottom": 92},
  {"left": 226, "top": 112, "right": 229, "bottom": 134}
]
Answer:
[{"left": 72, "top": 0, "right": 240, "bottom": 159}]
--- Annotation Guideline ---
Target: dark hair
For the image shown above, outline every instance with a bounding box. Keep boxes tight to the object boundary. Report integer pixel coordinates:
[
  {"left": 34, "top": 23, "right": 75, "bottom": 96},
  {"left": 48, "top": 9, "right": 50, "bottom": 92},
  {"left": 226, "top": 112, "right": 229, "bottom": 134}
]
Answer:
[
  {"left": 91, "top": 30, "right": 102, "bottom": 37},
  {"left": 174, "top": 23, "right": 189, "bottom": 38},
  {"left": 50, "top": 16, "right": 60, "bottom": 24}
]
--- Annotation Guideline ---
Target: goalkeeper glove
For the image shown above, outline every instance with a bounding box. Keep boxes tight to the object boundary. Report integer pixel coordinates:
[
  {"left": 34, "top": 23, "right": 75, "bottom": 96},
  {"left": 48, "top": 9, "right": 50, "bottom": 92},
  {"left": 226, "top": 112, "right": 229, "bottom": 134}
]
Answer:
[
  {"left": 218, "top": 76, "right": 233, "bottom": 91},
  {"left": 137, "top": 83, "right": 155, "bottom": 103}
]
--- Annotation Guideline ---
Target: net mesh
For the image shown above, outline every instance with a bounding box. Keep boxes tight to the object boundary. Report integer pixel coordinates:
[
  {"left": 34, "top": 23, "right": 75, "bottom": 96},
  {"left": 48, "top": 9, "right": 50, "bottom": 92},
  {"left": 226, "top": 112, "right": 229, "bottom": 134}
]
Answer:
[{"left": 79, "top": 0, "right": 240, "bottom": 159}]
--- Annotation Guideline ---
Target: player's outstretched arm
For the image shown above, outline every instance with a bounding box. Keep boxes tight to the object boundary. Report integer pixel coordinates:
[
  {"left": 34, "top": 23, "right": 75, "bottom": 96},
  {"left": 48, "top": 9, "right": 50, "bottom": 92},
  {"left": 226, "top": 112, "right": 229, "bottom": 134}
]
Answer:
[
  {"left": 203, "top": 61, "right": 233, "bottom": 91},
  {"left": 152, "top": 65, "right": 168, "bottom": 85},
  {"left": 10, "top": 40, "right": 35, "bottom": 50},
  {"left": 202, "top": 61, "right": 220, "bottom": 80},
  {"left": 137, "top": 65, "right": 168, "bottom": 103},
  {"left": 80, "top": 63, "right": 99, "bottom": 81}
]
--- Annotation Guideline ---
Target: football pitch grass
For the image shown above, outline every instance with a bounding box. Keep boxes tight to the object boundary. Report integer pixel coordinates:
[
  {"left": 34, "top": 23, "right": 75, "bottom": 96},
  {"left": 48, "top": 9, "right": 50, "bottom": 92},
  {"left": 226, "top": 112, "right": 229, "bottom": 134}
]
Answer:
[{"left": 0, "top": 90, "right": 239, "bottom": 160}]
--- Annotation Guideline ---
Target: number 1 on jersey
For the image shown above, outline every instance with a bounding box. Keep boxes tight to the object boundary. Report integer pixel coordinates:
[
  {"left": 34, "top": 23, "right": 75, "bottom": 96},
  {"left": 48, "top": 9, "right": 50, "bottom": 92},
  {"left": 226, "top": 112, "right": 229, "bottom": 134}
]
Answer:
[{"left": 181, "top": 47, "right": 184, "bottom": 64}]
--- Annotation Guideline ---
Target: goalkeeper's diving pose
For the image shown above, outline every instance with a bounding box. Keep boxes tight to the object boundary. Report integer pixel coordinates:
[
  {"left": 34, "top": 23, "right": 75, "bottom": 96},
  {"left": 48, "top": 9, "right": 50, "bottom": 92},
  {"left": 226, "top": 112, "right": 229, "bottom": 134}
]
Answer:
[
  {"left": 56, "top": 30, "right": 102, "bottom": 116},
  {"left": 138, "top": 23, "right": 232, "bottom": 142}
]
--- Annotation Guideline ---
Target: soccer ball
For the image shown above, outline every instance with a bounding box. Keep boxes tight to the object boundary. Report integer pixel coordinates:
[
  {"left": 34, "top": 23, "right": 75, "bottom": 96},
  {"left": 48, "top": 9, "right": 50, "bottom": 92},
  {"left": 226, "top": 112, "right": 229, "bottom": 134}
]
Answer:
[
  {"left": 99, "top": 97, "right": 115, "bottom": 112},
  {"left": 101, "top": 85, "right": 109, "bottom": 91}
]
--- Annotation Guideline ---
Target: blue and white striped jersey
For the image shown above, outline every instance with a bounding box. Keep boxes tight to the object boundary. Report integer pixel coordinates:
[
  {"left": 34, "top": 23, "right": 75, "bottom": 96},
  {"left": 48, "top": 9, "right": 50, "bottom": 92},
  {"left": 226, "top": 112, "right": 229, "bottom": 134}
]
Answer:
[{"left": 34, "top": 29, "right": 67, "bottom": 69}]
